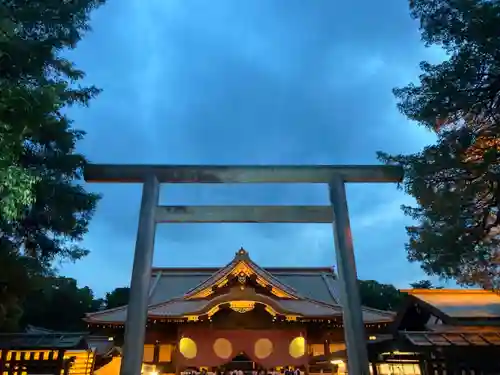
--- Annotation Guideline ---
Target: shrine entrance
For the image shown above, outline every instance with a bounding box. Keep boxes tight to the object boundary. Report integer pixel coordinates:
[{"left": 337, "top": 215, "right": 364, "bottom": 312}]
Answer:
[
  {"left": 223, "top": 354, "right": 254, "bottom": 372},
  {"left": 84, "top": 164, "right": 402, "bottom": 375}
]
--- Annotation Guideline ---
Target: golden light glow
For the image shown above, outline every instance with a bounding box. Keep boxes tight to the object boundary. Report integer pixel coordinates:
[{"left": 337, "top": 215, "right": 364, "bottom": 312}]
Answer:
[
  {"left": 213, "top": 338, "right": 233, "bottom": 359},
  {"left": 229, "top": 301, "right": 255, "bottom": 313},
  {"left": 143, "top": 345, "right": 155, "bottom": 362},
  {"left": 0, "top": 350, "right": 95, "bottom": 375},
  {"left": 330, "top": 359, "right": 344, "bottom": 365},
  {"left": 216, "top": 278, "right": 229, "bottom": 288},
  {"left": 286, "top": 315, "right": 298, "bottom": 321},
  {"left": 271, "top": 287, "right": 290, "bottom": 298},
  {"left": 5, "top": 350, "right": 59, "bottom": 361},
  {"left": 254, "top": 338, "right": 273, "bottom": 359},
  {"left": 179, "top": 338, "right": 197, "bottom": 359},
  {"left": 186, "top": 315, "right": 199, "bottom": 322},
  {"left": 64, "top": 350, "right": 95, "bottom": 375},
  {"left": 207, "top": 305, "right": 220, "bottom": 318},
  {"left": 256, "top": 277, "right": 268, "bottom": 288},
  {"left": 369, "top": 336, "right": 377, "bottom": 340},
  {"left": 192, "top": 289, "right": 214, "bottom": 298},
  {"left": 158, "top": 345, "right": 172, "bottom": 362},
  {"left": 187, "top": 260, "right": 298, "bottom": 299},
  {"left": 142, "top": 364, "right": 156, "bottom": 375},
  {"left": 264, "top": 306, "right": 278, "bottom": 316},
  {"left": 289, "top": 337, "right": 306, "bottom": 358},
  {"left": 232, "top": 261, "right": 254, "bottom": 277}
]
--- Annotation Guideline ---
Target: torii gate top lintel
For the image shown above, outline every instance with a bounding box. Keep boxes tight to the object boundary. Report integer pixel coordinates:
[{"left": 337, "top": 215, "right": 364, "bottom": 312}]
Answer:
[{"left": 83, "top": 164, "right": 403, "bottom": 184}]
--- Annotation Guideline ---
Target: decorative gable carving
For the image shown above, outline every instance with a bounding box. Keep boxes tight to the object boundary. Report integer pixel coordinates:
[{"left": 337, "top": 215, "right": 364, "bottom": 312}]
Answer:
[{"left": 184, "top": 248, "right": 300, "bottom": 300}]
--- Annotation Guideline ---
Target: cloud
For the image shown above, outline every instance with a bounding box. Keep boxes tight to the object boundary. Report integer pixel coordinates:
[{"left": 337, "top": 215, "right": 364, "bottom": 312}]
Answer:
[{"left": 59, "top": 0, "right": 443, "bottom": 296}]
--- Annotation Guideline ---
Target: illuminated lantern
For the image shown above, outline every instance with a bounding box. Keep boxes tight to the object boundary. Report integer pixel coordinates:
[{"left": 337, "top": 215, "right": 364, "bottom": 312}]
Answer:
[
  {"left": 289, "top": 337, "right": 305, "bottom": 358},
  {"left": 179, "top": 337, "right": 197, "bottom": 359}
]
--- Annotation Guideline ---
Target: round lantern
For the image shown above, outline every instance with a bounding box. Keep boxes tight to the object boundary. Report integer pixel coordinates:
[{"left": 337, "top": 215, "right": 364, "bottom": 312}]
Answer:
[
  {"left": 179, "top": 337, "right": 197, "bottom": 359},
  {"left": 289, "top": 336, "right": 305, "bottom": 358},
  {"left": 213, "top": 338, "right": 233, "bottom": 359},
  {"left": 254, "top": 338, "right": 273, "bottom": 359}
]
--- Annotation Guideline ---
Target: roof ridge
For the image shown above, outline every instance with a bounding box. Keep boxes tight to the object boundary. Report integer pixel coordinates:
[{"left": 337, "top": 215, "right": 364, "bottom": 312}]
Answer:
[
  {"left": 152, "top": 267, "right": 335, "bottom": 272},
  {"left": 358, "top": 305, "right": 396, "bottom": 316},
  {"left": 183, "top": 259, "right": 239, "bottom": 296},
  {"left": 143, "top": 296, "right": 187, "bottom": 310},
  {"left": 246, "top": 258, "right": 302, "bottom": 297},
  {"left": 85, "top": 304, "right": 128, "bottom": 318},
  {"left": 182, "top": 248, "right": 305, "bottom": 300}
]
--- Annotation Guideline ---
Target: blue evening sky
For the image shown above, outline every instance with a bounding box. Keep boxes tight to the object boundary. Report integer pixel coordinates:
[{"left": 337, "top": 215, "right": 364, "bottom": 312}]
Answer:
[{"left": 59, "top": 0, "right": 449, "bottom": 297}]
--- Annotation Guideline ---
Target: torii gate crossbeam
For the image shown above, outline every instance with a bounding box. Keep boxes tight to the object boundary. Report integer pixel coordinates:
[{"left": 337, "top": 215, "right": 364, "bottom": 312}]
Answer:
[{"left": 84, "top": 164, "right": 403, "bottom": 375}]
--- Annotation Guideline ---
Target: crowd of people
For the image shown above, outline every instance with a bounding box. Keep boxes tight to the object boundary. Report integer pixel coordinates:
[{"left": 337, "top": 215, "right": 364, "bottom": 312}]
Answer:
[{"left": 182, "top": 367, "right": 304, "bottom": 375}]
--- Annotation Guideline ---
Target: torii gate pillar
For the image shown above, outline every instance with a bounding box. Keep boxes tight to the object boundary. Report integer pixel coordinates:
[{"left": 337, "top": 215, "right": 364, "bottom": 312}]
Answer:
[{"left": 84, "top": 164, "right": 403, "bottom": 375}]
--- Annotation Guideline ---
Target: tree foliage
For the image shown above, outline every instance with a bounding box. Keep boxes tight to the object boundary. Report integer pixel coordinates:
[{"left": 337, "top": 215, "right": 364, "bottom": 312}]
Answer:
[
  {"left": 358, "top": 280, "right": 404, "bottom": 311},
  {"left": 104, "top": 287, "right": 130, "bottom": 309},
  {"left": 0, "top": 0, "right": 105, "bottom": 330},
  {"left": 378, "top": 0, "right": 500, "bottom": 290},
  {"left": 20, "top": 277, "right": 102, "bottom": 332},
  {"left": 409, "top": 279, "right": 443, "bottom": 289}
]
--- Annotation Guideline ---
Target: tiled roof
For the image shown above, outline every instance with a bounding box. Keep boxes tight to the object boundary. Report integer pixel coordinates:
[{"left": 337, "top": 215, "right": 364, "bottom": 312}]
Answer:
[
  {"left": 402, "top": 289, "right": 500, "bottom": 319},
  {"left": 402, "top": 330, "right": 500, "bottom": 346},
  {"left": 86, "top": 294, "right": 393, "bottom": 323},
  {"left": 0, "top": 333, "right": 87, "bottom": 349},
  {"left": 86, "top": 249, "right": 394, "bottom": 324},
  {"left": 24, "top": 325, "right": 116, "bottom": 355},
  {"left": 147, "top": 268, "right": 340, "bottom": 306}
]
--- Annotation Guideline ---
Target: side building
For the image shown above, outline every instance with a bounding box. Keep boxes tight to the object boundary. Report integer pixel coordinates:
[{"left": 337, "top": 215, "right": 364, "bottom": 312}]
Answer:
[
  {"left": 84, "top": 248, "right": 394, "bottom": 374},
  {"left": 367, "top": 288, "right": 500, "bottom": 375}
]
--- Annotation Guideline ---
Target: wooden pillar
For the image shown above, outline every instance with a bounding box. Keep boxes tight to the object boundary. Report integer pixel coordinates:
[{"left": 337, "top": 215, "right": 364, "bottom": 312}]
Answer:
[
  {"left": 323, "top": 340, "right": 331, "bottom": 357},
  {"left": 153, "top": 343, "right": 160, "bottom": 365},
  {"left": 371, "top": 362, "right": 378, "bottom": 375}
]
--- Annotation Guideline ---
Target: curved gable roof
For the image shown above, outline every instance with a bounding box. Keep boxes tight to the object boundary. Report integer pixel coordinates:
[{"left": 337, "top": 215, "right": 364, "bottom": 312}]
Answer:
[
  {"left": 85, "top": 248, "right": 395, "bottom": 325},
  {"left": 183, "top": 248, "right": 302, "bottom": 300}
]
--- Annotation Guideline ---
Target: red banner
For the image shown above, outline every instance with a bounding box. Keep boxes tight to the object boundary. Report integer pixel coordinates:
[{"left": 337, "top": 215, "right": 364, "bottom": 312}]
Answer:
[{"left": 176, "top": 328, "right": 308, "bottom": 368}]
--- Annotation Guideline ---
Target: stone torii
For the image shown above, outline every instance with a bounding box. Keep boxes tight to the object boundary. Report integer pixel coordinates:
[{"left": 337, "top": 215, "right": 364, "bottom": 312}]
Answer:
[{"left": 84, "top": 164, "right": 403, "bottom": 375}]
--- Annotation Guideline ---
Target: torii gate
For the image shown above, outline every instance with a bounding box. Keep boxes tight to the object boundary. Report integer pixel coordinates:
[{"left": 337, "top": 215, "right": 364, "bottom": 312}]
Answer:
[{"left": 84, "top": 164, "right": 402, "bottom": 375}]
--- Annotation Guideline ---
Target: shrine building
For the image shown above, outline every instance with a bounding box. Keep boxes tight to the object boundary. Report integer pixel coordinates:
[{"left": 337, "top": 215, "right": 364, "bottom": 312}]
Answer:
[{"left": 84, "top": 248, "right": 394, "bottom": 374}]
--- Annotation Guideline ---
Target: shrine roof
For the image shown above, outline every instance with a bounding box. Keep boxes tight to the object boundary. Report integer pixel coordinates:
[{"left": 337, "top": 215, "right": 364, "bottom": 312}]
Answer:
[
  {"left": 85, "top": 290, "right": 394, "bottom": 323},
  {"left": 85, "top": 248, "right": 394, "bottom": 324},
  {"left": 402, "top": 289, "right": 500, "bottom": 319},
  {"left": 146, "top": 249, "right": 341, "bottom": 305}
]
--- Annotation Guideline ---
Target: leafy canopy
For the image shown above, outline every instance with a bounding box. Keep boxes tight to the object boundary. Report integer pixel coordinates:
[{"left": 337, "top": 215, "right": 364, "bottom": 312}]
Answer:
[
  {"left": 0, "top": 0, "right": 104, "bottom": 330},
  {"left": 20, "top": 277, "right": 102, "bottom": 332},
  {"left": 378, "top": 0, "right": 500, "bottom": 289},
  {"left": 105, "top": 287, "right": 130, "bottom": 309},
  {"left": 358, "top": 280, "right": 404, "bottom": 311}
]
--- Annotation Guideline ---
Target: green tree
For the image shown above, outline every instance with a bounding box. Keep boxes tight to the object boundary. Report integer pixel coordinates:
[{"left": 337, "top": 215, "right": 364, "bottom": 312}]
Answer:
[
  {"left": 378, "top": 0, "right": 500, "bottom": 290},
  {"left": 409, "top": 280, "right": 443, "bottom": 289},
  {"left": 358, "top": 280, "right": 404, "bottom": 311},
  {"left": 0, "top": 0, "right": 105, "bottom": 330},
  {"left": 105, "top": 287, "right": 130, "bottom": 309},
  {"left": 20, "top": 277, "right": 102, "bottom": 331}
]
